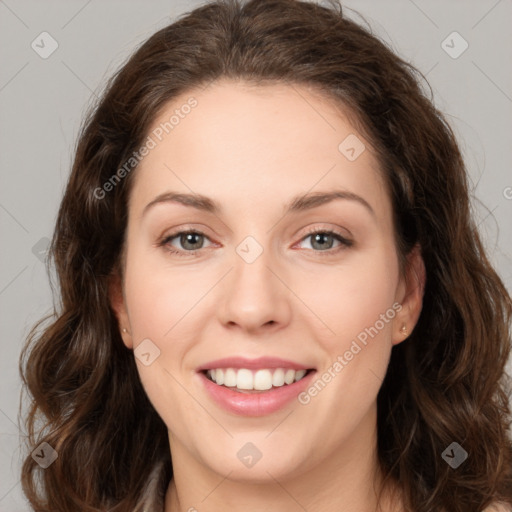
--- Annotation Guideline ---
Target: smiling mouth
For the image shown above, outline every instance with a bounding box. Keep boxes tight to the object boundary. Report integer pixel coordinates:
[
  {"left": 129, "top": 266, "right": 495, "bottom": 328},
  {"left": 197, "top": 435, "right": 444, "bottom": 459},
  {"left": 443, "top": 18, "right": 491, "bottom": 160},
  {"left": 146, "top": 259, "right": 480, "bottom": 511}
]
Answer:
[{"left": 202, "top": 367, "right": 315, "bottom": 393}]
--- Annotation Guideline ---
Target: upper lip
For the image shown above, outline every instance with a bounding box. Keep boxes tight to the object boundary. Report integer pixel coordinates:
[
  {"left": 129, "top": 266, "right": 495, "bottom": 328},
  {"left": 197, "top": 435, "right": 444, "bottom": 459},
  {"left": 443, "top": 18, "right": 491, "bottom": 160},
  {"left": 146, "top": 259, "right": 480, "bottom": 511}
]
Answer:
[{"left": 197, "top": 356, "right": 314, "bottom": 372}]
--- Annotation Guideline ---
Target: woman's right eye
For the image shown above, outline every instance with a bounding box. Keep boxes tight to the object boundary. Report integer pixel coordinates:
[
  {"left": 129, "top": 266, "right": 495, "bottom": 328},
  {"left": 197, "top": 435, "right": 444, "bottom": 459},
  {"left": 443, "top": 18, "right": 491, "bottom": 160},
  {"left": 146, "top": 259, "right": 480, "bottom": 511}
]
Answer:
[{"left": 159, "top": 230, "right": 213, "bottom": 257}]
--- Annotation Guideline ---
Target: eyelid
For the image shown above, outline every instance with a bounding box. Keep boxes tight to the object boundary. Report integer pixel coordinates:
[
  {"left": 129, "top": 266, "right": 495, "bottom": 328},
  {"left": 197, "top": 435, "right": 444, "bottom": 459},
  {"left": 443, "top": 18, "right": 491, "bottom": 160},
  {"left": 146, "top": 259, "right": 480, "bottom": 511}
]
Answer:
[{"left": 158, "top": 223, "right": 215, "bottom": 243}]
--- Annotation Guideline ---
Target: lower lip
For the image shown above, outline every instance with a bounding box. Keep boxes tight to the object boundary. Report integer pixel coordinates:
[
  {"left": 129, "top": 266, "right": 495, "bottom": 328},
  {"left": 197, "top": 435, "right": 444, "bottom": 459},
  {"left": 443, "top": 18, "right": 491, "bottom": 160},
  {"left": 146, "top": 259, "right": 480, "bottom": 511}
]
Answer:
[{"left": 198, "top": 370, "right": 316, "bottom": 416}]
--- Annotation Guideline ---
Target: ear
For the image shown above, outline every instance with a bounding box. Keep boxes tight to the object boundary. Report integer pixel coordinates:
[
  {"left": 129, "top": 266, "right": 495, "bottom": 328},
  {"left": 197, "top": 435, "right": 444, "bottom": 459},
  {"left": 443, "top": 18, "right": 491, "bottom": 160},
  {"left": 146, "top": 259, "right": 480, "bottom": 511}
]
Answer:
[
  {"left": 393, "top": 244, "right": 426, "bottom": 345},
  {"left": 108, "top": 272, "right": 133, "bottom": 349}
]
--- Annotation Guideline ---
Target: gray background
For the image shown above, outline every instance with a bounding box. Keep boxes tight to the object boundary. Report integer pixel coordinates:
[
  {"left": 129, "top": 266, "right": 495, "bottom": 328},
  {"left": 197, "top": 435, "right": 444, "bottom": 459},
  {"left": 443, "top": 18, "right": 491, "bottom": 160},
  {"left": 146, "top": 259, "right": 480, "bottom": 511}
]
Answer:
[{"left": 1, "top": 0, "right": 511, "bottom": 509}]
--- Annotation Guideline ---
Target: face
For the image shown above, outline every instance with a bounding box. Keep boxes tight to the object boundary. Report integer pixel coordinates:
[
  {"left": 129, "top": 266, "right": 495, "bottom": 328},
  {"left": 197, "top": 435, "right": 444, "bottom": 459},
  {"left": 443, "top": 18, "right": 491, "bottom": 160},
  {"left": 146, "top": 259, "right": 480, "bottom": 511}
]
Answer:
[{"left": 111, "top": 79, "right": 423, "bottom": 483}]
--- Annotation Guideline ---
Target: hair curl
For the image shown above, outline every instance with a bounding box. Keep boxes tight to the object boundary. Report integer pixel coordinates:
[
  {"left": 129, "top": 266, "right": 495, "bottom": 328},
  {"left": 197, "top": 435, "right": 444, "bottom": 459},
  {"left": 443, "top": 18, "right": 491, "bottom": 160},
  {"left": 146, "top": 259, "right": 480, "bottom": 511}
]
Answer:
[{"left": 19, "top": 0, "right": 512, "bottom": 510}]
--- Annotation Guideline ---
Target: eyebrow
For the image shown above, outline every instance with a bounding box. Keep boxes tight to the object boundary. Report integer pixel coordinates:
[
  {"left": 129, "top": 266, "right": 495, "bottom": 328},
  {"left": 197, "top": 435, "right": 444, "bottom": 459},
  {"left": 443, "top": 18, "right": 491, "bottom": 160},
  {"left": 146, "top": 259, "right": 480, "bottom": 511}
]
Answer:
[{"left": 142, "top": 189, "right": 375, "bottom": 218}]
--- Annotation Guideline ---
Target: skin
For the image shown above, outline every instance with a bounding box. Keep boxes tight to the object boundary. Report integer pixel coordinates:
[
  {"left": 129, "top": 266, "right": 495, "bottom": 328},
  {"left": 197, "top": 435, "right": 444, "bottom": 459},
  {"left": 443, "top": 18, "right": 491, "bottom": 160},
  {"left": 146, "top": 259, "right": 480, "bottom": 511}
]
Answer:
[{"left": 110, "top": 79, "right": 425, "bottom": 512}]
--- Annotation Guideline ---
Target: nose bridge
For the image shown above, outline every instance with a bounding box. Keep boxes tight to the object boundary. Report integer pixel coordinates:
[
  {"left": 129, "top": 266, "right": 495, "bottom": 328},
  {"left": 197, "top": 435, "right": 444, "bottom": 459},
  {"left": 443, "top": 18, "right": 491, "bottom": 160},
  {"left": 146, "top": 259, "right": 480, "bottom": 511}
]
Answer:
[{"left": 217, "top": 233, "right": 290, "bottom": 331}]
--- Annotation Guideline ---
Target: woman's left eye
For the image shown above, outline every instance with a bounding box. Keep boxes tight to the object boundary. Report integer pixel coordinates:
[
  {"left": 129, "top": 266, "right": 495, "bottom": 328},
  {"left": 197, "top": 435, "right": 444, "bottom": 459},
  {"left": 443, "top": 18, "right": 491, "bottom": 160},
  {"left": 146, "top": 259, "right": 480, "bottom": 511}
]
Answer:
[
  {"left": 158, "top": 228, "right": 352, "bottom": 257},
  {"left": 296, "top": 229, "right": 353, "bottom": 253}
]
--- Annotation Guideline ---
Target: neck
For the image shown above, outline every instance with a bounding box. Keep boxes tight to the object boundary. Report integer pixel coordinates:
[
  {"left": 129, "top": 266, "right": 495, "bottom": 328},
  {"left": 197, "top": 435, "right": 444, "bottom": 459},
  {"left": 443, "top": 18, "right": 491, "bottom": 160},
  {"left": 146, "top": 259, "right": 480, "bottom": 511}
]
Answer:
[{"left": 164, "top": 404, "right": 402, "bottom": 512}]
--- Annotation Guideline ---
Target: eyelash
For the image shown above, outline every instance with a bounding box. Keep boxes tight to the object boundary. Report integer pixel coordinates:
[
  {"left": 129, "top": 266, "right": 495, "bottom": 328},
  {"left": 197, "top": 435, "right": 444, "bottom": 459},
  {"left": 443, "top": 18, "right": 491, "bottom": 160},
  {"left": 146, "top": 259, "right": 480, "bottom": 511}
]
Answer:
[{"left": 158, "top": 227, "right": 353, "bottom": 258}]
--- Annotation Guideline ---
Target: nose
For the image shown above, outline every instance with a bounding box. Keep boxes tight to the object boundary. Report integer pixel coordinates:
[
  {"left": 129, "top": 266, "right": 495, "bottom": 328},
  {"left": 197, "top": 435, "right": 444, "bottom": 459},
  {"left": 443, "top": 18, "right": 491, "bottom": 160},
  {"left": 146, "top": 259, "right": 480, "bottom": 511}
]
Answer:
[{"left": 216, "top": 243, "right": 292, "bottom": 335}]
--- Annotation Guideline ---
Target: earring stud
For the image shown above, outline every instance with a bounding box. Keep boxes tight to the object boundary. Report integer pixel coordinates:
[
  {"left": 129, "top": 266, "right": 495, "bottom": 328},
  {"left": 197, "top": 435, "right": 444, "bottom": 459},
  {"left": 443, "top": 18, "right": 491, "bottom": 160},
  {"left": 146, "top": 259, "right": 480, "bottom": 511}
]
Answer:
[
  {"left": 400, "top": 324, "right": 408, "bottom": 336},
  {"left": 122, "top": 328, "right": 128, "bottom": 333}
]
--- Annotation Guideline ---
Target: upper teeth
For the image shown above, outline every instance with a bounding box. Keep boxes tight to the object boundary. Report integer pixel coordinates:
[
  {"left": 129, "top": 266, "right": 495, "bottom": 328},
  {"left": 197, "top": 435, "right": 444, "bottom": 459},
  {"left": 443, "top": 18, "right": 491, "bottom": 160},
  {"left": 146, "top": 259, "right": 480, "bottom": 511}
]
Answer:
[{"left": 207, "top": 368, "right": 308, "bottom": 390}]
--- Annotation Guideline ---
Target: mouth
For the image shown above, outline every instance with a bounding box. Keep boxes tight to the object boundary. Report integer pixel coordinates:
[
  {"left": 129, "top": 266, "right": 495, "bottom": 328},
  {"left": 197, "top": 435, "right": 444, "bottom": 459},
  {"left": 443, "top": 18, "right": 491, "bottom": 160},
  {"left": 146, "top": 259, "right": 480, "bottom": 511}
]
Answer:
[
  {"left": 201, "top": 367, "right": 315, "bottom": 394},
  {"left": 196, "top": 356, "right": 317, "bottom": 415}
]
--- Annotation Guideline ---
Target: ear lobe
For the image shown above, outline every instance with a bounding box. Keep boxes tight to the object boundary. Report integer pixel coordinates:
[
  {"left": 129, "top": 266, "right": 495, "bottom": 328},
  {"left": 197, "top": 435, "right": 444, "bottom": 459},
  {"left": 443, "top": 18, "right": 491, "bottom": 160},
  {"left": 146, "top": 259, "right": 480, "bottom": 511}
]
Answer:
[
  {"left": 393, "top": 244, "right": 426, "bottom": 345},
  {"left": 108, "top": 273, "right": 133, "bottom": 349}
]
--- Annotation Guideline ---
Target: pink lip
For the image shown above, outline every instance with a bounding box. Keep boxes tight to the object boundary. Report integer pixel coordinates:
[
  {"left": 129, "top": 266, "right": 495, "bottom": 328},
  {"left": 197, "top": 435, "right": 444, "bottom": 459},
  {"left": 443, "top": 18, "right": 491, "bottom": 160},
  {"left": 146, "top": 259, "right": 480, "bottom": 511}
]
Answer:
[
  {"left": 197, "top": 369, "right": 316, "bottom": 416},
  {"left": 196, "top": 356, "right": 312, "bottom": 371}
]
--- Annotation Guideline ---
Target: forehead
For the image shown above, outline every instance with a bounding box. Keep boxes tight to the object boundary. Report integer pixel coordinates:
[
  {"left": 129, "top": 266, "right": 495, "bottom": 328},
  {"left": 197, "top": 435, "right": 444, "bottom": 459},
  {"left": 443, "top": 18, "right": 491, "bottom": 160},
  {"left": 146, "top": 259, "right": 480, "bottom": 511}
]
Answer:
[{"left": 129, "top": 79, "right": 390, "bottom": 222}]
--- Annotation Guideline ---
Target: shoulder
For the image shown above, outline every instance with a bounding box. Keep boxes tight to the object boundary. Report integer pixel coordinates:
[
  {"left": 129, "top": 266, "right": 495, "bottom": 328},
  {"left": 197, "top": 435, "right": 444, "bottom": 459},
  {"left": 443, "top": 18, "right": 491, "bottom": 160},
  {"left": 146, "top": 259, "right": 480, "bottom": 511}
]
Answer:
[{"left": 483, "top": 502, "right": 512, "bottom": 512}]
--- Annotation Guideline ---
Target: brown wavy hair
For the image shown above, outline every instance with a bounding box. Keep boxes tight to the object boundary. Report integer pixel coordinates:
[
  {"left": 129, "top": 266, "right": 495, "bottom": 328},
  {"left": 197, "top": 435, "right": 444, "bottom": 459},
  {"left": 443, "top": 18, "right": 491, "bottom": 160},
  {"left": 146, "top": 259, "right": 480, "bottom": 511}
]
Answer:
[{"left": 18, "top": 0, "right": 512, "bottom": 510}]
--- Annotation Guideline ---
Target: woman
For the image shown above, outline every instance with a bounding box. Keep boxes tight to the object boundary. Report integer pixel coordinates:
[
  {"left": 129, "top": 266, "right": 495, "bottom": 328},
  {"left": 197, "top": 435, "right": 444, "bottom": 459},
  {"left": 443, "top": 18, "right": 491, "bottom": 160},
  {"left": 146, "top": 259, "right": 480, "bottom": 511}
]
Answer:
[{"left": 19, "top": 0, "right": 512, "bottom": 510}]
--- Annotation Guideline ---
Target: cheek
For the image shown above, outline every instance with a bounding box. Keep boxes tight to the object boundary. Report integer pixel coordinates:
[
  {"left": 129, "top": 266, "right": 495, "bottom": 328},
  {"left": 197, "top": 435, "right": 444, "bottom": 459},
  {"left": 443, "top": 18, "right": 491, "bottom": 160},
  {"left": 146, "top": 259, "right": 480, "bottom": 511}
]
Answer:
[
  {"left": 122, "top": 254, "right": 203, "bottom": 434},
  {"left": 123, "top": 246, "right": 225, "bottom": 394},
  {"left": 302, "top": 244, "right": 400, "bottom": 348},
  {"left": 293, "top": 250, "right": 399, "bottom": 449},
  {"left": 124, "top": 247, "right": 199, "bottom": 340},
  {"left": 122, "top": 252, "right": 195, "bottom": 402}
]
